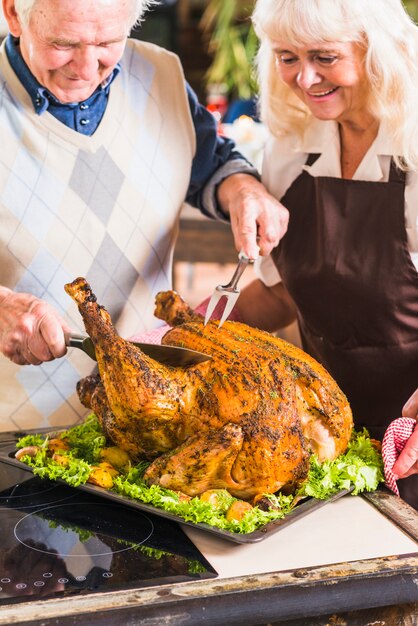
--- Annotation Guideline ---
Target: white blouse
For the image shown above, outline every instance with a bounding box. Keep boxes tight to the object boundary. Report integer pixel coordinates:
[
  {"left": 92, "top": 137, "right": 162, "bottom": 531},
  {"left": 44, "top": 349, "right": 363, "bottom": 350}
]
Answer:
[{"left": 257, "top": 119, "right": 418, "bottom": 285}]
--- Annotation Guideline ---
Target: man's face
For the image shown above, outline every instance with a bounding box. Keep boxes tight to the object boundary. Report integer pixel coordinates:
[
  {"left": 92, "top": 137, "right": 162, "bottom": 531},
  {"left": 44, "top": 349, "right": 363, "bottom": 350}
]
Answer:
[{"left": 4, "top": 0, "right": 133, "bottom": 103}]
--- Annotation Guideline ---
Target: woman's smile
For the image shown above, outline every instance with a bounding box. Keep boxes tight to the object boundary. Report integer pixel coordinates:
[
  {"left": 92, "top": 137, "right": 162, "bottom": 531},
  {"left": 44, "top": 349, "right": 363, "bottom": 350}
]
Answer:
[{"left": 306, "top": 86, "right": 339, "bottom": 99}]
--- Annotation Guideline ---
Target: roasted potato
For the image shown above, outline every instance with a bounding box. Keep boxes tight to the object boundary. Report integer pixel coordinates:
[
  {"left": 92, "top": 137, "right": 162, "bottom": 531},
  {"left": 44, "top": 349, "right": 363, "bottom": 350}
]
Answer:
[
  {"left": 52, "top": 453, "right": 70, "bottom": 466},
  {"left": 200, "top": 489, "right": 231, "bottom": 507},
  {"left": 98, "top": 461, "right": 119, "bottom": 478},
  {"left": 99, "top": 447, "right": 131, "bottom": 473},
  {"left": 47, "top": 438, "right": 70, "bottom": 454},
  {"left": 87, "top": 466, "right": 114, "bottom": 489},
  {"left": 226, "top": 500, "right": 253, "bottom": 522}
]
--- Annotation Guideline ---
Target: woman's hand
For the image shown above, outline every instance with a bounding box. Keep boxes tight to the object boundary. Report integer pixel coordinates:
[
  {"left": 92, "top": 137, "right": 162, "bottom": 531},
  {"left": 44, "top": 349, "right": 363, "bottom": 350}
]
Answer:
[
  {"left": 0, "top": 287, "right": 69, "bottom": 365},
  {"left": 392, "top": 389, "right": 418, "bottom": 479}
]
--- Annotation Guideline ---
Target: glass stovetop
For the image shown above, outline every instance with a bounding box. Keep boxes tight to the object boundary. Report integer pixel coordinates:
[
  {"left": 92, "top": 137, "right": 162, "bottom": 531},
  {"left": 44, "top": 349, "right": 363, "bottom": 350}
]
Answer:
[{"left": 0, "top": 451, "right": 217, "bottom": 606}]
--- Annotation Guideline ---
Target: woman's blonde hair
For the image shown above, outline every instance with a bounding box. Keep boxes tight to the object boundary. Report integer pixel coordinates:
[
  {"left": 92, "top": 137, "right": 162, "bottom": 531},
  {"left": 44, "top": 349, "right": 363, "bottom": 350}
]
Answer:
[{"left": 253, "top": 0, "right": 418, "bottom": 170}]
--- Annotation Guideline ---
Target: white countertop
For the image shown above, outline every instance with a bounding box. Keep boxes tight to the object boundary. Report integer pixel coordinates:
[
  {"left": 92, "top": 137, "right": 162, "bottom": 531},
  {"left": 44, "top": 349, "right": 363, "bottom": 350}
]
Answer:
[{"left": 185, "top": 494, "right": 418, "bottom": 579}]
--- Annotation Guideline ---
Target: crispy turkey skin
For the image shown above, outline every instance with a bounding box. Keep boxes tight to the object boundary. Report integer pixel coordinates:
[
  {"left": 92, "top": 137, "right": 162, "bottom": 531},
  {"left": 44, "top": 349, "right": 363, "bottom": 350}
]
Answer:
[{"left": 66, "top": 278, "right": 353, "bottom": 501}]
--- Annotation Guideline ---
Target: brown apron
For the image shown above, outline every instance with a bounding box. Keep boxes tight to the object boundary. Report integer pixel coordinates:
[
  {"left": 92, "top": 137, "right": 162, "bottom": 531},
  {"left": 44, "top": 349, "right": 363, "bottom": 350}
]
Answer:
[{"left": 272, "top": 154, "right": 418, "bottom": 508}]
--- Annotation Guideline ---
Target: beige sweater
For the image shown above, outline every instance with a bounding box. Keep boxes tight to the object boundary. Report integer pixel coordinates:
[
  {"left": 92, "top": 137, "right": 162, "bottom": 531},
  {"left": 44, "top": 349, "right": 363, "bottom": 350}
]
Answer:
[{"left": 0, "top": 39, "right": 195, "bottom": 430}]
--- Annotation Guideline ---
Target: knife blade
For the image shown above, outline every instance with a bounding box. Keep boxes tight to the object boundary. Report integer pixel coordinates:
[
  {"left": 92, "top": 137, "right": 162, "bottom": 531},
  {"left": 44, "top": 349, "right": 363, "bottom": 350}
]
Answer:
[{"left": 65, "top": 332, "right": 211, "bottom": 367}]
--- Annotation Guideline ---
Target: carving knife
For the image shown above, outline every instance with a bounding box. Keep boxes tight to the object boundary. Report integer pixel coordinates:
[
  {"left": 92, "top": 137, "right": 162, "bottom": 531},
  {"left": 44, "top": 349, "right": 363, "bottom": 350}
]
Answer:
[{"left": 65, "top": 332, "right": 211, "bottom": 368}]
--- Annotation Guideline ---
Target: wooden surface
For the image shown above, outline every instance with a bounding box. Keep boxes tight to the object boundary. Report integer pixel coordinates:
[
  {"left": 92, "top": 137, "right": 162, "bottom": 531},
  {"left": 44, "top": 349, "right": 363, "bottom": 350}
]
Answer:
[
  {"left": 1, "top": 549, "right": 417, "bottom": 625},
  {"left": 262, "top": 602, "right": 418, "bottom": 625},
  {"left": 174, "top": 215, "right": 237, "bottom": 265}
]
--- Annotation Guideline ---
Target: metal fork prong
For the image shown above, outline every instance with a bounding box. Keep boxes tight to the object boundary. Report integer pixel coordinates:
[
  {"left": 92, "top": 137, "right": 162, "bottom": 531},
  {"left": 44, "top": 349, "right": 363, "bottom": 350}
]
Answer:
[
  {"left": 204, "top": 289, "right": 224, "bottom": 325},
  {"left": 204, "top": 252, "right": 254, "bottom": 327},
  {"left": 218, "top": 292, "right": 240, "bottom": 328}
]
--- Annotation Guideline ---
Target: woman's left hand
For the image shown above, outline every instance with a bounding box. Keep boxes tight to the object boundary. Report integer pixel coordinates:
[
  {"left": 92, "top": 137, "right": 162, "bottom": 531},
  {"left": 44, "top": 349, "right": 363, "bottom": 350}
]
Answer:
[{"left": 392, "top": 389, "right": 418, "bottom": 479}]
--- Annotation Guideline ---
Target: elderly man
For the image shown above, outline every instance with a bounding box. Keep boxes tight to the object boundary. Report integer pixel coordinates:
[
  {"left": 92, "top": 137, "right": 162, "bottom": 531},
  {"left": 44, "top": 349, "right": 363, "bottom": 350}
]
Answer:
[{"left": 0, "top": 0, "right": 288, "bottom": 430}]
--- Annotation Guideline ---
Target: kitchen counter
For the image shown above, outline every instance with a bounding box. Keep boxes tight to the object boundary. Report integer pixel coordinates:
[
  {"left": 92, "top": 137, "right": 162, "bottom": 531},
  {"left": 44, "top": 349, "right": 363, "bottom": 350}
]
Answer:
[{"left": 1, "top": 489, "right": 417, "bottom": 626}]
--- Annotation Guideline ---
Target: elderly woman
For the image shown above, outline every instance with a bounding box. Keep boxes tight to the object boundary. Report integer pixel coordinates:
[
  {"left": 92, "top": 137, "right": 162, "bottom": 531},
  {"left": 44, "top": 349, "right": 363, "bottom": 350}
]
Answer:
[{"left": 235, "top": 0, "right": 418, "bottom": 507}]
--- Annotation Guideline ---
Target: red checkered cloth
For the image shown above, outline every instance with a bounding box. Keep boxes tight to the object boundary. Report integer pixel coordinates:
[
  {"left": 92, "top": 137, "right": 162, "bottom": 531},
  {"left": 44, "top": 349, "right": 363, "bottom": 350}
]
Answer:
[
  {"left": 382, "top": 417, "right": 416, "bottom": 495},
  {"left": 129, "top": 325, "right": 170, "bottom": 344},
  {"left": 194, "top": 297, "right": 243, "bottom": 322},
  {"left": 129, "top": 298, "right": 242, "bottom": 345}
]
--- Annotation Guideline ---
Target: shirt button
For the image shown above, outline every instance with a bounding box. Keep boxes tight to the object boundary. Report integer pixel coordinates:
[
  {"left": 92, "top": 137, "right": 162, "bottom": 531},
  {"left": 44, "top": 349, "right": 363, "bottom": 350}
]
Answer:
[
  {"left": 80, "top": 119, "right": 90, "bottom": 125},
  {"left": 80, "top": 103, "right": 89, "bottom": 110}
]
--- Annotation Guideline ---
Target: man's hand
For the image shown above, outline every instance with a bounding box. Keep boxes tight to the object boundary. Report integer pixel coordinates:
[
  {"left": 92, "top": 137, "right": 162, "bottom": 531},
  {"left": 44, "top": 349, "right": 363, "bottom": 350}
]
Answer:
[
  {"left": 217, "top": 174, "right": 289, "bottom": 258},
  {"left": 392, "top": 389, "right": 418, "bottom": 479},
  {"left": 0, "top": 287, "right": 69, "bottom": 365}
]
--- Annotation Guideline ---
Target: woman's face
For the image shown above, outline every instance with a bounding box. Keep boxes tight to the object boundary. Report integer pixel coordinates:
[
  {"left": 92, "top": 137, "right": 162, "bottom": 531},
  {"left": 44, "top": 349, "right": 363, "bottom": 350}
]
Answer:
[{"left": 272, "top": 41, "right": 369, "bottom": 124}]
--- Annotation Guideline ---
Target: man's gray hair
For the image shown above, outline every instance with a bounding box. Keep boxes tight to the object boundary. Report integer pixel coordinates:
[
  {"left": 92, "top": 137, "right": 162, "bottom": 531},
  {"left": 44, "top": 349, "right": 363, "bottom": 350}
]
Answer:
[{"left": 14, "top": 0, "right": 158, "bottom": 29}]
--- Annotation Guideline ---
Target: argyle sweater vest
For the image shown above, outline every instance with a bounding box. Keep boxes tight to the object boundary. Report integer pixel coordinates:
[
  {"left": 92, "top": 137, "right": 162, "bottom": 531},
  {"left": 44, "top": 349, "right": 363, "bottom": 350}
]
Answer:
[{"left": 0, "top": 39, "right": 195, "bottom": 430}]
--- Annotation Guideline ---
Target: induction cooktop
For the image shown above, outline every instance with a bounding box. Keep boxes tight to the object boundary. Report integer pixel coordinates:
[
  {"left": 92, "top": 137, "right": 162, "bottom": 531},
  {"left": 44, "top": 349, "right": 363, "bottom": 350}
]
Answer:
[{"left": 0, "top": 436, "right": 217, "bottom": 606}]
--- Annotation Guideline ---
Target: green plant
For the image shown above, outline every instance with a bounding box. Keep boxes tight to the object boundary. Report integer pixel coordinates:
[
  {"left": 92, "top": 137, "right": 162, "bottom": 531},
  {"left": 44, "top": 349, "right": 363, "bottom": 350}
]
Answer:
[
  {"left": 200, "top": 0, "right": 257, "bottom": 100},
  {"left": 404, "top": 0, "right": 418, "bottom": 22}
]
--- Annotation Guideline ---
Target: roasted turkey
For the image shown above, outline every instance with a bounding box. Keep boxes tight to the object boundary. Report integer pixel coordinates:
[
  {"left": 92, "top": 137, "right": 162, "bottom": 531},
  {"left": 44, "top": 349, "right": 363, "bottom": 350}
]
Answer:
[{"left": 65, "top": 277, "right": 353, "bottom": 501}]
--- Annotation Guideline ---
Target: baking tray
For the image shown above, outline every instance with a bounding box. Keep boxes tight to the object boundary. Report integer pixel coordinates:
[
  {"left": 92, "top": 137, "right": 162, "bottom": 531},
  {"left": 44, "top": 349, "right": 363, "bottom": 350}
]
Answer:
[{"left": 0, "top": 433, "right": 352, "bottom": 544}]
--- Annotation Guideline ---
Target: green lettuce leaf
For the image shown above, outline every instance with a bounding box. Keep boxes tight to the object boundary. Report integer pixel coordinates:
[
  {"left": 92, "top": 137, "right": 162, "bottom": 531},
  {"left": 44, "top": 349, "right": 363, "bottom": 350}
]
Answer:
[
  {"left": 301, "top": 429, "right": 384, "bottom": 499},
  {"left": 15, "top": 416, "right": 385, "bottom": 534}
]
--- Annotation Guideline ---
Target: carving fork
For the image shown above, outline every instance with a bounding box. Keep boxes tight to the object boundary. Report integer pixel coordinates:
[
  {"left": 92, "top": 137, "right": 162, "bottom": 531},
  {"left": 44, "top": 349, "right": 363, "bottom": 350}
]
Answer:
[{"left": 204, "top": 252, "right": 254, "bottom": 328}]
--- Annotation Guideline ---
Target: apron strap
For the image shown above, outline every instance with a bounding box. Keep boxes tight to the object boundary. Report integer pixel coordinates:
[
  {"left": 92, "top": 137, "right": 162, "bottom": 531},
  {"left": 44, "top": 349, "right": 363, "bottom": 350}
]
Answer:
[{"left": 305, "top": 153, "right": 321, "bottom": 167}]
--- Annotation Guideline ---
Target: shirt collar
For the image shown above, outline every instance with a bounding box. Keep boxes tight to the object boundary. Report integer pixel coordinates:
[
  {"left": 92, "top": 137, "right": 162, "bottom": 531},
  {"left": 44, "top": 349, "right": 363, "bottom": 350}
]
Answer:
[
  {"left": 298, "top": 117, "right": 395, "bottom": 181},
  {"left": 5, "top": 34, "right": 120, "bottom": 115}
]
